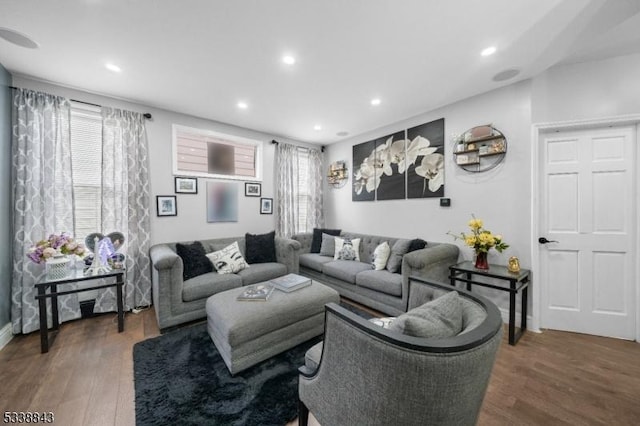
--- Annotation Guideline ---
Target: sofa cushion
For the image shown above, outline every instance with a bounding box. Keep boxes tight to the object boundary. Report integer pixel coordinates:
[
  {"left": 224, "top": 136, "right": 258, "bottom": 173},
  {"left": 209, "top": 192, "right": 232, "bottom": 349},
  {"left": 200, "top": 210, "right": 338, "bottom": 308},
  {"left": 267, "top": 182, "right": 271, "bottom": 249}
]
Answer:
[
  {"left": 386, "top": 239, "right": 411, "bottom": 273},
  {"left": 311, "top": 228, "right": 341, "bottom": 253},
  {"left": 237, "top": 262, "right": 287, "bottom": 285},
  {"left": 356, "top": 270, "right": 402, "bottom": 297},
  {"left": 245, "top": 231, "right": 277, "bottom": 264},
  {"left": 389, "top": 291, "right": 463, "bottom": 338},
  {"left": 206, "top": 241, "right": 249, "bottom": 274},
  {"left": 176, "top": 241, "right": 213, "bottom": 281},
  {"left": 320, "top": 233, "right": 337, "bottom": 257},
  {"left": 300, "top": 253, "right": 333, "bottom": 272},
  {"left": 323, "top": 260, "right": 372, "bottom": 284},
  {"left": 372, "top": 241, "right": 391, "bottom": 271},
  {"left": 182, "top": 272, "right": 243, "bottom": 302},
  {"left": 334, "top": 237, "right": 361, "bottom": 261}
]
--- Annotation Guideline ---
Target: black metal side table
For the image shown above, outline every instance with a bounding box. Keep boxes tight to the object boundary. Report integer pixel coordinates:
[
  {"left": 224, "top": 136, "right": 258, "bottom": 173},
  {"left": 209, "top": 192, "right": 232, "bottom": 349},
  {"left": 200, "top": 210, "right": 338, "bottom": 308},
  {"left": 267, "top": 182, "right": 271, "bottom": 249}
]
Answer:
[
  {"left": 449, "top": 261, "right": 529, "bottom": 345},
  {"left": 34, "top": 268, "right": 126, "bottom": 353}
]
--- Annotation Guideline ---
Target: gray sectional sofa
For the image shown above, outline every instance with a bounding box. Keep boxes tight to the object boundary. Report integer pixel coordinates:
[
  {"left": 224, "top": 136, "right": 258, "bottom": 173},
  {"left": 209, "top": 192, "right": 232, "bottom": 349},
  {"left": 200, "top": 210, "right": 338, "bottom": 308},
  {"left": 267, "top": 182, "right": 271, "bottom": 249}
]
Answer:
[
  {"left": 292, "top": 231, "right": 459, "bottom": 316},
  {"left": 150, "top": 236, "right": 301, "bottom": 330}
]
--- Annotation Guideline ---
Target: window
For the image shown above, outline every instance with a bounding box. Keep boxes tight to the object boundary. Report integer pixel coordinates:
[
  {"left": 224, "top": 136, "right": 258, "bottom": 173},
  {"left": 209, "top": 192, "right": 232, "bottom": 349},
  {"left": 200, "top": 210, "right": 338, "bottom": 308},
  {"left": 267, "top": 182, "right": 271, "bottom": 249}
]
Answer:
[
  {"left": 172, "top": 124, "right": 263, "bottom": 181},
  {"left": 69, "top": 103, "right": 102, "bottom": 242},
  {"left": 296, "top": 148, "right": 310, "bottom": 233}
]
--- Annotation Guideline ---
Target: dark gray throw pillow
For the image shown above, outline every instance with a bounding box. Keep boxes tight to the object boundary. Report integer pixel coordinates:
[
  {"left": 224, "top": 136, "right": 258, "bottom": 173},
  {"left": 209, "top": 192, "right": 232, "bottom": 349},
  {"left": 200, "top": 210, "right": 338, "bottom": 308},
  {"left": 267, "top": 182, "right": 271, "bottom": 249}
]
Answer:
[
  {"left": 319, "top": 233, "right": 337, "bottom": 257},
  {"left": 311, "top": 228, "right": 341, "bottom": 253},
  {"left": 389, "top": 291, "right": 463, "bottom": 338},
  {"left": 386, "top": 239, "right": 411, "bottom": 273},
  {"left": 245, "top": 231, "right": 277, "bottom": 264},
  {"left": 176, "top": 241, "right": 213, "bottom": 281}
]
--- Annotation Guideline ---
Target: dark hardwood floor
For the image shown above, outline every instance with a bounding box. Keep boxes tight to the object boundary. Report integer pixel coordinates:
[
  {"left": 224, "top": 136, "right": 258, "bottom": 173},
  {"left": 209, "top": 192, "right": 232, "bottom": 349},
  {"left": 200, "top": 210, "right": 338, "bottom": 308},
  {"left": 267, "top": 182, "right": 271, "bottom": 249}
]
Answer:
[{"left": 1, "top": 307, "right": 639, "bottom": 425}]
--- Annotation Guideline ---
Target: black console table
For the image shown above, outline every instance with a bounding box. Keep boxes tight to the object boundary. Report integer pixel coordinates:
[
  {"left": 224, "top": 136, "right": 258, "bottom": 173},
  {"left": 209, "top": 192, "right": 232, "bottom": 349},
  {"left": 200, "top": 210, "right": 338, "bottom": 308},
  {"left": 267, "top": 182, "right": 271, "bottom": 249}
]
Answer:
[
  {"left": 35, "top": 269, "right": 125, "bottom": 353},
  {"left": 449, "top": 261, "right": 529, "bottom": 345}
]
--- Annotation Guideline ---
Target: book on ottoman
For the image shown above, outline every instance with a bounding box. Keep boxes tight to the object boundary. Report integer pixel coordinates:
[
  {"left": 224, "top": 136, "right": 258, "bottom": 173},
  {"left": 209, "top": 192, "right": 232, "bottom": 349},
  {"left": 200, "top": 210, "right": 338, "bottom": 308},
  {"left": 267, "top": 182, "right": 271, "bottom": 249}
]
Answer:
[
  {"left": 237, "top": 284, "right": 274, "bottom": 301},
  {"left": 270, "top": 274, "right": 312, "bottom": 293}
]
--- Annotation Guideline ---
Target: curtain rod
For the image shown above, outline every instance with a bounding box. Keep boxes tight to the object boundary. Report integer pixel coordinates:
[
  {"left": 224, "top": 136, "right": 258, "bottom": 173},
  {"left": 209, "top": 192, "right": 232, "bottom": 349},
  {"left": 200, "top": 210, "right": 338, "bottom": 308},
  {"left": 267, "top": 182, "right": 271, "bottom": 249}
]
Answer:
[
  {"left": 271, "top": 139, "right": 325, "bottom": 152},
  {"left": 8, "top": 85, "right": 152, "bottom": 120}
]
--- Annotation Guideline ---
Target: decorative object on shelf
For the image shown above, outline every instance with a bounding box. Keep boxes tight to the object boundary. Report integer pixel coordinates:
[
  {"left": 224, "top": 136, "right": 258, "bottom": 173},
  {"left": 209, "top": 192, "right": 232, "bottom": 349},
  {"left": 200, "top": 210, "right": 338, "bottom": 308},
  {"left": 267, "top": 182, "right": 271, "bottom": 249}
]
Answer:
[
  {"left": 448, "top": 215, "right": 509, "bottom": 270},
  {"left": 452, "top": 124, "right": 507, "bottom": 172},
  {"left": 244, "top": 182, "right": 261, "bottom": 197},
  {"left": 327, "top": 161, "right": 349, "bottom": 188},
  {"left": 156, "top": 195, "right": 177, "bottom": 216},
  {"left": 260, "top": 198, "right": 273, "bottom": 214},
  {"left": 507, "top": 256, "right": 521, "bottom": 273},
  {"left": 207, "top": 181, "right": 238, "bottom": 222},
  {"left": 26, "top": 232, "right": 87, "bottom": 265},
  {"left": 174, "top": 176, "right": 198, "bottom": 194},
  {"left": 45, "top": 254, "right": 71, "bottom": 280},
  {"left": 85, "top": 236, "right": 112, "bottom": 276}
]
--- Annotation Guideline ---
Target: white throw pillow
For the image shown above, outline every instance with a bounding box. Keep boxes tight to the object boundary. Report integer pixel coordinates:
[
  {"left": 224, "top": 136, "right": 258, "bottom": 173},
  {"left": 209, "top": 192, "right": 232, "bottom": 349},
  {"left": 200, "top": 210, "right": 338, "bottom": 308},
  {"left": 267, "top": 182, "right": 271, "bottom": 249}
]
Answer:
[
  {"left": 334, "top": 237, "right": 361, "bottom": 261},
  {"left": 372, "top": 241, "right": 391, "bottom": 270},
  {"left": 206, "top": 241, "right": 249, "bottom": 274}
]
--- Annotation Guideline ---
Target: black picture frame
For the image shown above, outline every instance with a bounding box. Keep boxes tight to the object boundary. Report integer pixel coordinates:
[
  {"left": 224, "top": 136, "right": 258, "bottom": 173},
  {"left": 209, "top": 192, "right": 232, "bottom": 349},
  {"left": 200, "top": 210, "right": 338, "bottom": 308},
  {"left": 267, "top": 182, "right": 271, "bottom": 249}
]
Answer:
[
  {"left": 245, "top": 182, "right": 262, "bottom": 197},
  {"left": 260, "top": 198, "right": 273, "bottom": 214},
  {"left": 156, "top": 195, "right": 177, "bottom": 216},
  {"left": 174, "top": 176, "right": 198, "bottom": 194}
]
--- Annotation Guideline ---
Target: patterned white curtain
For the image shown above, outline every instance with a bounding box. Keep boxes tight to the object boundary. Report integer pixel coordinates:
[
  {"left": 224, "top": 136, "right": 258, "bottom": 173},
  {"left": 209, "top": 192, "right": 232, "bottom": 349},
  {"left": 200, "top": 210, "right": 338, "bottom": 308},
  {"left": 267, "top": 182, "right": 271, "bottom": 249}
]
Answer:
[
  {"left": 94, "top": 107, "right": 151, "bottom": 312},
  {"left": 275, "top": 142, "right": 324, "bottom": 237},
  {"left": 11, "top": 89, "right": 80, "bottom": 334}
]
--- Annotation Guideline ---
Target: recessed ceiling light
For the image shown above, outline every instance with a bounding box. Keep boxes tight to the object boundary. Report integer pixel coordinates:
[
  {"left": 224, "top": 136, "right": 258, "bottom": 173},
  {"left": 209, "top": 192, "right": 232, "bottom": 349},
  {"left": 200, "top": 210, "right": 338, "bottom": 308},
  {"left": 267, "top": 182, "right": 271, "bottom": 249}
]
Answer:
[
  {"left": 282, "top": 55, "right": 296, "bottom": 65},
  {"left": 313, "top": 124, "right": 322, "bottom": 131},
  {"left": 481, "top": 46, "right": 497, "bottom": 57},
  {"left": 492, "top": 68, "right": 520, "bottom": 82},
  {"left": 237, "top": 101, "right": 248, "bottom": 109},
  {"left": 0, "top": 27, "right": 39, "bottom": 49},
  {"left": 370, "top": 98, "right": 381, "bottom": 106},
  {"left": 105, "top": 63, "right": 122, "bottom": 73}
]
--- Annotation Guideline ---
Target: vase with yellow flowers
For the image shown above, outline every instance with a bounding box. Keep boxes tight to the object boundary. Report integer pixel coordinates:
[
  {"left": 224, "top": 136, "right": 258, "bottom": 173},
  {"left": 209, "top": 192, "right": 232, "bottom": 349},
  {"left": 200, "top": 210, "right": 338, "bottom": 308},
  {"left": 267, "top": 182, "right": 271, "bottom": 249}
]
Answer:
[{"left": 449, "top": 216, "right": 509, "bottom": 270}]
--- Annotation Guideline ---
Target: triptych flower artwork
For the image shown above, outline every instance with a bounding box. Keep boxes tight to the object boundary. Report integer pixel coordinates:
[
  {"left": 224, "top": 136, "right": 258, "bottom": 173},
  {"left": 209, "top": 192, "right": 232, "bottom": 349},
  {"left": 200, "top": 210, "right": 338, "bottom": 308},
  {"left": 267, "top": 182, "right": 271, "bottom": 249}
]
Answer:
[{"left": 352, "top": 118, "right": 445, "bottom": 201}]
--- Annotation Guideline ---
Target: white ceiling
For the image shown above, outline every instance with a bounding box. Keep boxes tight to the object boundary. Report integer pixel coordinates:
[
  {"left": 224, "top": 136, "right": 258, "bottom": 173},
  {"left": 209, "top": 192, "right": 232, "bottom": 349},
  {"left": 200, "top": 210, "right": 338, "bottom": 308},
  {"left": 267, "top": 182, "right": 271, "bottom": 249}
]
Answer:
[{"left": 1, "top": 0, "right": 639, "bottom": 144}]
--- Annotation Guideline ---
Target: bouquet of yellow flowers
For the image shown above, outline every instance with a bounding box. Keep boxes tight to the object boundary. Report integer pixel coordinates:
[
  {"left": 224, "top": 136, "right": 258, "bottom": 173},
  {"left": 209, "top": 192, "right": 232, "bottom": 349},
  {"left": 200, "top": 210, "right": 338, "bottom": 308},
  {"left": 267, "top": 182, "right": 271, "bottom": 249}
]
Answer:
[{"left": 457, "top": 217, "right": 509, "bottom": 253}]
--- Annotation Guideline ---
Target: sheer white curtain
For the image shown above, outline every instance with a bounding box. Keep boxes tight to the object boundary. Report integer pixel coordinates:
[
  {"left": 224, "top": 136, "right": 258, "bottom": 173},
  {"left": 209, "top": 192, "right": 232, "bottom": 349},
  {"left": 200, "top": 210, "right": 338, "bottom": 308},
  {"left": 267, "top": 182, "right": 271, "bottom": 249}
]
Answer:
[
  {"left": 94, "top": 107, "right": 152, "bottom": 312},
  {"left": 11, "top": 89, "right": 80, "bottom": 334},
  {"left": 275, "top": 142, "right": 324, "bottom": 237}
]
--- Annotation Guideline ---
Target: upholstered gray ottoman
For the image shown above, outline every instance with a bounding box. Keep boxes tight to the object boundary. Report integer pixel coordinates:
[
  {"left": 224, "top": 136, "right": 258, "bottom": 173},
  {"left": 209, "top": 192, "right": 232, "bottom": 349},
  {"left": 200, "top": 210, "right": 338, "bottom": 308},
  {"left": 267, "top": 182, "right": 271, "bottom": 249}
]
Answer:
[{"left": 206, "top": 281, "right": 340, "bottom": 374}]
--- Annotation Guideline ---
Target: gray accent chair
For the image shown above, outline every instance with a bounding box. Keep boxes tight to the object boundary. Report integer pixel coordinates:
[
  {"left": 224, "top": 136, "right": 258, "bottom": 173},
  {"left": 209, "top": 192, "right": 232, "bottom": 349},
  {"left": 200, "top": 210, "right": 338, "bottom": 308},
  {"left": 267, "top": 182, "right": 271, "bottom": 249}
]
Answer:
[
  {"left": 150, "top": 236, "right": 301, "bottom": 330},
  {"left": 298, "top": 277, "right": 503, "bottom": 426}
]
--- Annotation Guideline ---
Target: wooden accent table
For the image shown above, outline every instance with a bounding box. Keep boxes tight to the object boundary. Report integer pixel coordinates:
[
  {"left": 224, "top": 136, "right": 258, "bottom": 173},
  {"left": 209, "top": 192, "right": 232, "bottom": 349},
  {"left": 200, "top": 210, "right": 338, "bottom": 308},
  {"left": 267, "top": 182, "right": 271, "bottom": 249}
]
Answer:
[
  {"left": 35, "top": 269, "right": 125, "bottom": 353},
  {"left": 449, "top": 261, "right": 529, "bottom": 345}
]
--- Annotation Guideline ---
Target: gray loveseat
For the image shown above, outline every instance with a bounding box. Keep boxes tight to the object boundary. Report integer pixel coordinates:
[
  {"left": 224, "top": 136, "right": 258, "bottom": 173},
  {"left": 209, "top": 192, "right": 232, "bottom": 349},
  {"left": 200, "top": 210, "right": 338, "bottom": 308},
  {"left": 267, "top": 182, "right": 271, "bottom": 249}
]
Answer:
[
  {"left": 292, "top": 232, "right": 459, "bottom": 316},
  {"left": 150, "top": 236, "right": 301, "bottom": 330}
]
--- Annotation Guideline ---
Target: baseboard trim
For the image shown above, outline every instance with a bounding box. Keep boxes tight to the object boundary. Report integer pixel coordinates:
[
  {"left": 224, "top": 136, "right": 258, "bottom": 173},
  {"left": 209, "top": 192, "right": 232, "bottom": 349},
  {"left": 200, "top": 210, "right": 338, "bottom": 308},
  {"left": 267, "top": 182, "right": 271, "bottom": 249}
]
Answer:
[
  {"left": 498, "top": 308, "right": 540, "bottom": 333},
  {"left": 0, "top": 322, "right": 14, "bottom": 351}
]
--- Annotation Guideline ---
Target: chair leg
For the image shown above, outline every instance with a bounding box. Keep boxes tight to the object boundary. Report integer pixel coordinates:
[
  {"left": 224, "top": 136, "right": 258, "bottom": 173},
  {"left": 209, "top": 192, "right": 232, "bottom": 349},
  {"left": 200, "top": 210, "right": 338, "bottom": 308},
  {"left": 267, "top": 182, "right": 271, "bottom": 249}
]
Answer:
[{"left": 298, "top": 399, "right": 309, "bottom": 426}]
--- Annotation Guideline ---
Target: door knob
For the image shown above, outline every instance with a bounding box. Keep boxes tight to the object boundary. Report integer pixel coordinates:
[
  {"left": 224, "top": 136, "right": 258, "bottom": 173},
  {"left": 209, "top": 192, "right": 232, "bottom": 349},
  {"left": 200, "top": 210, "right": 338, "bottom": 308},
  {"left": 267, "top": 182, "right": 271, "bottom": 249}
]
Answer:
[{"left": 538, "top": 237, "right": 559, "bottom": 244}]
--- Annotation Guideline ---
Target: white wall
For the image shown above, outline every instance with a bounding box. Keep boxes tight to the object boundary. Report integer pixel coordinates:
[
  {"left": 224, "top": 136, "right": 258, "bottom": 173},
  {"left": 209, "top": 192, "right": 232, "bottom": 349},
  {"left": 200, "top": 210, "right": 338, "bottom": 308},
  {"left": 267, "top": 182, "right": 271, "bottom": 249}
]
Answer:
[
  {"left": 325, "top": 80, "right": 533, "bottom": 270},
  {"left": 12, "top": 75, "right": 310, "bottom": 245}
]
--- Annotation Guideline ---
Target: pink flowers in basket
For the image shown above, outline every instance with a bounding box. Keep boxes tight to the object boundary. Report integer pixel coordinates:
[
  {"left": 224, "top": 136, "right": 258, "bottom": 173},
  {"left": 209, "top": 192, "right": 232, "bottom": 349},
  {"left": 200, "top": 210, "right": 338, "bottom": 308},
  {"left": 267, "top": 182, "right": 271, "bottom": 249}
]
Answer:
[{"left": 27, "top": 233, "right": 86, "bottom": 264}]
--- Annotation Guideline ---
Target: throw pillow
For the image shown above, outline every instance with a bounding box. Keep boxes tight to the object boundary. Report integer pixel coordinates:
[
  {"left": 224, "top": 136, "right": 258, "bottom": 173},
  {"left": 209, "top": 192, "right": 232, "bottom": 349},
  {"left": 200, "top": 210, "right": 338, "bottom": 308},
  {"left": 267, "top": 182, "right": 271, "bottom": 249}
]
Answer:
[
  {"left": 371, "top": 241, "right": 391, "bottom": 271},
  {"left": 334, "top": 237, "right": 361, "bottom": 261},
  {"left": 245, "top": 231, "right": 277, "bottom": 264},
  {"left": 319, "top": 233, "right": 337, "bottom": 257},
  {"left": 385, "top": 239, "right": 411, "bottom": 273},
  {"left": 389, "top": 291, "right": 463, "bottom": 338},
  {"left": 176, "top": 241, "right": 213, "bottom": 281},
  {"left": 311, "top": 228, "right": 341, "bottom": 253},
  {"left": 206, "top": 241, "right": 249, "bottom": 274}
]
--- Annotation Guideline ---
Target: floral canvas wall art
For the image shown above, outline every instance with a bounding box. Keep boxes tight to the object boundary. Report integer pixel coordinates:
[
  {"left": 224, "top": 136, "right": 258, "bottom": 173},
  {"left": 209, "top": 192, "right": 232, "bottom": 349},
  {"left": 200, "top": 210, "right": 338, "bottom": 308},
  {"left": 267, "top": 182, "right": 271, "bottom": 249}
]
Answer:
[
  {"left": 407, "top": 118, "right": 445, "bottom": 199},
  {"left": 352, "top": 140, "right": 376, "bottom": 201},
  {"left": 375, "top": 130, "right": 406, "bottom": 200}
]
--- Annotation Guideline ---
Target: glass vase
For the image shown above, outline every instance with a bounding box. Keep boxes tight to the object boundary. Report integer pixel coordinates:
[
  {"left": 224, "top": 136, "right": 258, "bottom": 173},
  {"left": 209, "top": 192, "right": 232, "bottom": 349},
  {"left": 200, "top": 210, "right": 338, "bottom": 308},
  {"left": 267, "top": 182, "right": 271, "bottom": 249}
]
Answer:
[{"left": 474, "top": 251, "right": 489, "bottom": 270}]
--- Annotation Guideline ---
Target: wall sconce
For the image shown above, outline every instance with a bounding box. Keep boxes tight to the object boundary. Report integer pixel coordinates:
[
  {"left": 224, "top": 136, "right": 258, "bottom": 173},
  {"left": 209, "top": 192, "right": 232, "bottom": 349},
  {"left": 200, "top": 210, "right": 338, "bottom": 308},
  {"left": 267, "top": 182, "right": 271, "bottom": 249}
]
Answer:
[{"left": 327, "top": 161, "right": 348, "bottom": 188}]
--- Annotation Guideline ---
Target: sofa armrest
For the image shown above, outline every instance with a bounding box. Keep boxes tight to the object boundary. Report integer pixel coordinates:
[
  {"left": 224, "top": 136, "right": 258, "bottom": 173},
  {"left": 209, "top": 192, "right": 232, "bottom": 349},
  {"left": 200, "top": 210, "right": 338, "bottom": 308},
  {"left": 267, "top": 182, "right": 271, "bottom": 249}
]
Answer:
[
  {"left": 150, "top": 244, "right": 180, "bottom": 271},
  {"left": 275, "top": 236, "right": 302, "bottom": 274},
  {"left": 149, "top": 244, "right": 185, "bottom": 329},
  {"left": 291, "top": 233, "right": 313, "bottom": 254}
]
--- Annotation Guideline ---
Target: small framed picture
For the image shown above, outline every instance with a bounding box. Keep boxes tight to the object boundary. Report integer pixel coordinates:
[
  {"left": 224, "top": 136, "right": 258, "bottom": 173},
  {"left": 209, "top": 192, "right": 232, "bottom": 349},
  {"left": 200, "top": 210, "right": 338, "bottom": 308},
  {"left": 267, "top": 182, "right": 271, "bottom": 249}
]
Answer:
[
  {"left": 156, "top": 195, "right": 177, "bottom": 216},
  {"left": 174, "top": 177, "right": 198, "bottom": 194},
  {"left": 260, "top": 198, "right": 273, "bottom": 215},
  {"left": 245, "top": 182, "right": 261, "bottom": 197}
]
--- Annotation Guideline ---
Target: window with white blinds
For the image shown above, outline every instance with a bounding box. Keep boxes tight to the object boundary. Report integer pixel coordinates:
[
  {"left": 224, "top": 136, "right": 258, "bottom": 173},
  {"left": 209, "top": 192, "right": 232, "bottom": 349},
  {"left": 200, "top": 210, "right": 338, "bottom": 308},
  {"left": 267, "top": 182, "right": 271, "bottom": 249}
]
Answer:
[
  {"left": 296, "top": 148, "right": 310, "bottom": 233},
  {"left": 70, "top": 103, "right": 102, "bottom": 242}
]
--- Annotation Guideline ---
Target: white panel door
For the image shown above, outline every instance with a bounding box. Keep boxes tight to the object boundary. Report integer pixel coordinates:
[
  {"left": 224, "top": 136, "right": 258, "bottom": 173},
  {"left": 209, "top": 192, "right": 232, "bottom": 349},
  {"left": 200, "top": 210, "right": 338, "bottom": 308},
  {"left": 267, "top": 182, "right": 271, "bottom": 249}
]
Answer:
[{"left": 540, "top": 126, "right": 636, "bottom": 339}]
